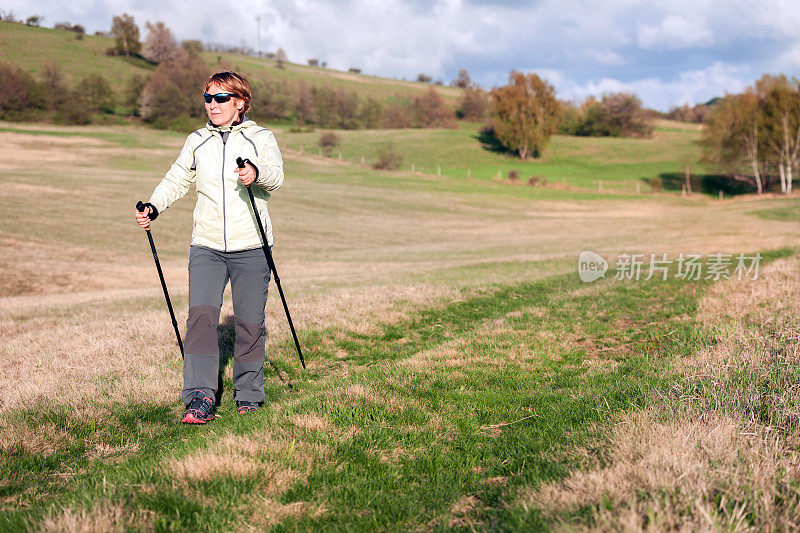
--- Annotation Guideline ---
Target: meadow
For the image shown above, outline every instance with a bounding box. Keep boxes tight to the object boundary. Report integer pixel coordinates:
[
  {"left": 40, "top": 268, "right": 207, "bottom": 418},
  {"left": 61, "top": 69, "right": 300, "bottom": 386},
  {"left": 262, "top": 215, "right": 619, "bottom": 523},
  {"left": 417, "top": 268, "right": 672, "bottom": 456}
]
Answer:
[{"left": 1, "top": 117, "right": 800, "bottom": 530}]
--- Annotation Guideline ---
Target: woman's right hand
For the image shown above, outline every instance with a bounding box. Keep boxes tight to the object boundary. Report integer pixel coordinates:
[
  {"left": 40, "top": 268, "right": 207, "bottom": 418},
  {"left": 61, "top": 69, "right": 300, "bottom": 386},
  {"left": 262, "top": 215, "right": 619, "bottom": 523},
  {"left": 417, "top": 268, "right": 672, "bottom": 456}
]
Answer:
[{"left": 135, "top": 205, "right": 152, "bottom": 230}]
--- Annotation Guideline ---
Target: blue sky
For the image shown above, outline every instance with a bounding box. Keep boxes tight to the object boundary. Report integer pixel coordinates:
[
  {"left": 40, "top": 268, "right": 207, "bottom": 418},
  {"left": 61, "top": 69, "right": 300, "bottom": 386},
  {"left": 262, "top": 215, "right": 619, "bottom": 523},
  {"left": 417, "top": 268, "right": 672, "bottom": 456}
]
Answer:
[{"left": 3, "top": 0, "right": 800, "bottom": 110}]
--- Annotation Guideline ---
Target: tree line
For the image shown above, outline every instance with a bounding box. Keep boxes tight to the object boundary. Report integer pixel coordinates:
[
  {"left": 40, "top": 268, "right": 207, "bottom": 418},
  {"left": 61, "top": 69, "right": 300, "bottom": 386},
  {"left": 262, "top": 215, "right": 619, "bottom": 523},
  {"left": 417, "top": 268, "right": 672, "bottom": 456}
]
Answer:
[{"left": 701, "top": 74, "right": 799, "bottom": 195}]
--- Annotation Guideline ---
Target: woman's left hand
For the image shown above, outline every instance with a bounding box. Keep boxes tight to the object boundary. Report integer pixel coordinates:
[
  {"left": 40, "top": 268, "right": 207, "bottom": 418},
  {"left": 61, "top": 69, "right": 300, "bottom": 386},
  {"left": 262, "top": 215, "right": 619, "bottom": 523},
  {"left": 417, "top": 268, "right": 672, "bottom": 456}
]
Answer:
[{"left": 236, "top": 163, "right": 257, "bottom": 186}]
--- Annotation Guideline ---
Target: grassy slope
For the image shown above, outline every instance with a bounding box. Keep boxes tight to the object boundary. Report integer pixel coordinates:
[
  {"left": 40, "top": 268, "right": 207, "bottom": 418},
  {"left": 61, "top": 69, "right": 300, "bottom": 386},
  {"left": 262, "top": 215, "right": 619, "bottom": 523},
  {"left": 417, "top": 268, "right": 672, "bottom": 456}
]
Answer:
[
  {"left": 275, "top": 120, "right": 704, "bottom": 189},
  {"left": 0, "top": 21, "right": 459, "bottom": 103}
]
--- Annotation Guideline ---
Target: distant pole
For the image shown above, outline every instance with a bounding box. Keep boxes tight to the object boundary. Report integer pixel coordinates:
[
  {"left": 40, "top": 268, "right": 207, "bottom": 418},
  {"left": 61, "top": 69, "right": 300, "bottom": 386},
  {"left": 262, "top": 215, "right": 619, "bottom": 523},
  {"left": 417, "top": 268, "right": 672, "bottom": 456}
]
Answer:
[{"left": 719, "top": 190, "right": 723, "bottom": 200}]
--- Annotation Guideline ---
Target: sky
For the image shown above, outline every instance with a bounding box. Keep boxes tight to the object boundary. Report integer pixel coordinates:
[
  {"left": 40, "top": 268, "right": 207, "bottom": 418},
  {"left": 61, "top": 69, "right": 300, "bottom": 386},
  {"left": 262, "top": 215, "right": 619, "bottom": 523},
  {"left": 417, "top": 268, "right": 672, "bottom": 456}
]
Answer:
[{"left": 3, "top": 0, "right": 800, "bottom": 111}]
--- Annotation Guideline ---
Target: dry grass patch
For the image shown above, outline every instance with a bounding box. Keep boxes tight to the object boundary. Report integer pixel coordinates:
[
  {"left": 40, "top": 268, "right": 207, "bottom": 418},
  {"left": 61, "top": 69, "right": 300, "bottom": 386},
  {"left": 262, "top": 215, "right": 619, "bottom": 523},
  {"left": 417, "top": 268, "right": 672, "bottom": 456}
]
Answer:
[
  {"left": 447, "top": 494, "right": 483, "bottom": 529},
  {"left": 0, "top": 418, "right": 75, "bottom": 457},
  {"left": 523, "top": 409, "right": 800, "bottom": 531},
  {"left": 37, "top": 501, "right": 156, "bottom": 533},
  {"left": 170, "top": 432, "right": 325, "bottom": 488},
  {"left": 520, "top": 256, "right": 800, "bottom": 530},
  {"left": 248, "top": 498, "right": 326, "bottom": 529}
]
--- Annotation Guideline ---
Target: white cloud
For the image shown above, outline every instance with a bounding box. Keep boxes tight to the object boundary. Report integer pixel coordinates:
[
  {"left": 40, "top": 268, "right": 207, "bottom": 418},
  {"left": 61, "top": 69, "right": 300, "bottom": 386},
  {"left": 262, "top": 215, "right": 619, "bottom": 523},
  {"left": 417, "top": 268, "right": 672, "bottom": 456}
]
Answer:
[
  {"left": 550, "top": 61, "right": 749, "bottom": 110},
  {"left": 637, "top": 14, "right": 714, "bottom": 50}
]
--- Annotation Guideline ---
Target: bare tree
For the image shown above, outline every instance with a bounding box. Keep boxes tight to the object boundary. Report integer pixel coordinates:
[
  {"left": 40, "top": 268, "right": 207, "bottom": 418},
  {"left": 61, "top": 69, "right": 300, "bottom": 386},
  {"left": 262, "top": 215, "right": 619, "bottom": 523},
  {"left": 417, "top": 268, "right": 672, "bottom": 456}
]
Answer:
[{"left": 142, "top": 21, "right": 179, "bottom": 64}]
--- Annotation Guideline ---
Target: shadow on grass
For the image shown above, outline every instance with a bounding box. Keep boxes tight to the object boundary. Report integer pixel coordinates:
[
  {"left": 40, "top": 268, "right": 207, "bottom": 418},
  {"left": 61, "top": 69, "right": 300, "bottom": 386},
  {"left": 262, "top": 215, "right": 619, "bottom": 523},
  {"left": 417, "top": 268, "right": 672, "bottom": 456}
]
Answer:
[{"left": 653, "top": 172, "right": 786, "bottom": 196}]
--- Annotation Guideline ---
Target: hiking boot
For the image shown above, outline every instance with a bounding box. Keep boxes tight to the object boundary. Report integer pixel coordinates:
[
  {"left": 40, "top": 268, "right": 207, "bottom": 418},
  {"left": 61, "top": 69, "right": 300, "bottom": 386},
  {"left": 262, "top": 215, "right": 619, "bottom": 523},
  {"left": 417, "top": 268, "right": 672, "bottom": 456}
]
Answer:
[
  {"left": 237, "top": 400, "right": 259, "bottom": 415},
  {"left": 182, "top": 390, "right": 215, "bottom": 424}
]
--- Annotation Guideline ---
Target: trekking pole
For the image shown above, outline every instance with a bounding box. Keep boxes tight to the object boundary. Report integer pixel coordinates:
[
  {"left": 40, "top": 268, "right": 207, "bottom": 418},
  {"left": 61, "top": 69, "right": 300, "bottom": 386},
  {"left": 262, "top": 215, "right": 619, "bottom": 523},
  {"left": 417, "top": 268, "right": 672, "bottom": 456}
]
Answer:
[
  {"left": 136, "top": 201, "right": 184, "bottom": 359},
  {"left": 237, "top": 157, "right": 306, "bottom": 369}
]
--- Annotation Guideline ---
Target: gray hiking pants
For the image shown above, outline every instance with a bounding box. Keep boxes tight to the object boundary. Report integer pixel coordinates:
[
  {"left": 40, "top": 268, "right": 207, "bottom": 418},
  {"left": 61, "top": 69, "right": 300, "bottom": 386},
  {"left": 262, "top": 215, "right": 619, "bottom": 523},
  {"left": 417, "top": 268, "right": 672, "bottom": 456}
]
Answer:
[{"left": 182, "top": 245, "right": 270, "bottom": 405}]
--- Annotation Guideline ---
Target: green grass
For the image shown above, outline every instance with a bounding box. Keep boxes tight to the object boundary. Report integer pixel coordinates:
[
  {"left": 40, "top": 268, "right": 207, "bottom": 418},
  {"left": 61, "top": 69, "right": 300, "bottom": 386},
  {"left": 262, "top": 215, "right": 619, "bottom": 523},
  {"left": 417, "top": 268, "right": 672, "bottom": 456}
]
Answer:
[
  {"left": 749, "top": 198, "right": 800, "bottom": 222},
  {"left": 0, "top": 265, "right": 709, "bottom": 530},
  {"left": 276, "top": 121, "right": 705, "bottom": 189}
]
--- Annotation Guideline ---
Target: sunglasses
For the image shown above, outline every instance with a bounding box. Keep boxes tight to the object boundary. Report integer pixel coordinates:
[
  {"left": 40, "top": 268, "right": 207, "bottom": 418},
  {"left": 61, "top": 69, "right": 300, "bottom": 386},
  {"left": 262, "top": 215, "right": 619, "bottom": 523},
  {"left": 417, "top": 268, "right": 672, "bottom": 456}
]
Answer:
[{"left": 203, "top": 92, "right": 235, "bottom": 104}]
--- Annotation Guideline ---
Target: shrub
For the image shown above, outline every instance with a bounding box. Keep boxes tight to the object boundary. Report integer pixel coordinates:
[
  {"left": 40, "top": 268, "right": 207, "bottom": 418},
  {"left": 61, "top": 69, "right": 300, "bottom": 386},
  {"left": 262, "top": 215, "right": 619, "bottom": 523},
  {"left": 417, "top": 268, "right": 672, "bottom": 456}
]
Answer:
[
  {"left": 307, "top": 58, "right": 319, "bottom": 67},
  {"left": 348, "top": 68, "right": 361, "bottom": 74},
  {"left": 318, "top": 132, "right": 340, "bottom": 155},
  {"left": 508, "top": 170, "right": 520, "bottom": 183},
  {"left": 380, "top": 103, "right": 412, "bottom": 129},
  {"left": 75, "top": 73, "right": 115, "bottom": 113},
  {"left": 648, "top": 177, "right": 663, "bottom": 192},
  {"left": 0, "top": 61, "right": 40, "bottom": 119},
  {"left": 412, "top": 87, "right": 456, "bottom": 128},
  {"left": 249, "top": 80, "right": 293, "bottom": 122},
  {"left": 528, "top": 175, "right": 547, "bottom": 186},
  {"left": 373, "top": 143, "right": 403, "bottom": 170},
  {"left": 417, "top": 73, "right": 432, "bottom": 83},
  {"left": 458, "top": 87, "right": 489, "bottom": 121},
  {"left": 139, "top": 51, "right": 208, "bottom": 128},
  {"left": 41, "top": 62, "right": 68, "bottom": 112}
]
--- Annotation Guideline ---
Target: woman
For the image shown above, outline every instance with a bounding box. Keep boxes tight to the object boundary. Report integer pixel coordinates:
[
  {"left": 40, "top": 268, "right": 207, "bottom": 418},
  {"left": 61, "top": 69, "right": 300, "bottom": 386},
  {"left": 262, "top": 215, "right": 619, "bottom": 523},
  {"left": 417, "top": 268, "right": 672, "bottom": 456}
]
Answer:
[{"left": 135, "top": 71, "right": 284, "bottom": 423}]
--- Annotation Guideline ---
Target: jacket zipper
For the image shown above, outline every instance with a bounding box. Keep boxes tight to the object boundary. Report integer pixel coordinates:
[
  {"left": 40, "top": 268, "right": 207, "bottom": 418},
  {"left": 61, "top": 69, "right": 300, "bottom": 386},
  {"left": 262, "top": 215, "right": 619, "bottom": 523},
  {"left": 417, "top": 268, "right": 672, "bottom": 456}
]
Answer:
[{"left": 220, "top": 131, "right": 228, "bottom": 251}]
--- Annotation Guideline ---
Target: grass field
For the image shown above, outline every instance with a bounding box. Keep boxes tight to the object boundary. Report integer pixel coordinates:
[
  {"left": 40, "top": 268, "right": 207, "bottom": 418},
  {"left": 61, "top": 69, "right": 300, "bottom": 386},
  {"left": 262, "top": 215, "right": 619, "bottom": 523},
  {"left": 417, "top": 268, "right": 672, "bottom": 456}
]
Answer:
[
  {"left": 278, "top": 119, "right": 703, "bottom": 190},
  {"left": 1, "top": 119, "right": 800, "bottom": 530}
]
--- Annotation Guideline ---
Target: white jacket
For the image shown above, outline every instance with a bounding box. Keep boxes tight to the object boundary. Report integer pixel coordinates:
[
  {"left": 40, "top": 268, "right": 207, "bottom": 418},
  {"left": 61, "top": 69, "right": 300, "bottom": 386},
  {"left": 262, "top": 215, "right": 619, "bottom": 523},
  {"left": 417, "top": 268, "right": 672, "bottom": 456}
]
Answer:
[{"left": 149, "top": 119, "right": 284, "bottom": 251}]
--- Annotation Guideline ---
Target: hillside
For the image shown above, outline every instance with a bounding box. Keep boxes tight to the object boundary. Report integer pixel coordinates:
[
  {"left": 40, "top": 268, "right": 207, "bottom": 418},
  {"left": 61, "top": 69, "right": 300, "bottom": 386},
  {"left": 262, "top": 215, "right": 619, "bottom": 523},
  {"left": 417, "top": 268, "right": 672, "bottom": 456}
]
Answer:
[{"left": 0, "top": 21, "right": 461, "bottom": 104}]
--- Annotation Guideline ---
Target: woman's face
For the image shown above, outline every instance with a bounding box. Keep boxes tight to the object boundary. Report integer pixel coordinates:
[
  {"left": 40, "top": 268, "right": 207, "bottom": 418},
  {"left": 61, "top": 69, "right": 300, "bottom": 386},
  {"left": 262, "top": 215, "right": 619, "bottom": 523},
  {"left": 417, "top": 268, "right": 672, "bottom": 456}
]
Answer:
[{"left": 204, "top": 82, "right": 243, "bottom": 127}]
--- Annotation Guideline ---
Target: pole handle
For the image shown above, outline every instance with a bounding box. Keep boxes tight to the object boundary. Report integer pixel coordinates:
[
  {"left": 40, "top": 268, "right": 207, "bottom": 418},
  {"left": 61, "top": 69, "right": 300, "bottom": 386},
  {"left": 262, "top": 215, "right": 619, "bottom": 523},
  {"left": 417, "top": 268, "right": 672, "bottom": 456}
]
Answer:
[{"left": 136, "top": 201, "right": 152, "bottom": 231}]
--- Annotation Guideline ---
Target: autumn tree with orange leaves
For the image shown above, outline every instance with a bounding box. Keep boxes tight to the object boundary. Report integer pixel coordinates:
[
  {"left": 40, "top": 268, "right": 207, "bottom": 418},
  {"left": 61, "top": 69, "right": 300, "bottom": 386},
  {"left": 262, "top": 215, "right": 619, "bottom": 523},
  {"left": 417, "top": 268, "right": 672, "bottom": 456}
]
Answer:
[{"left": 490, "top": 71, "right": 561, "bottom": 159}]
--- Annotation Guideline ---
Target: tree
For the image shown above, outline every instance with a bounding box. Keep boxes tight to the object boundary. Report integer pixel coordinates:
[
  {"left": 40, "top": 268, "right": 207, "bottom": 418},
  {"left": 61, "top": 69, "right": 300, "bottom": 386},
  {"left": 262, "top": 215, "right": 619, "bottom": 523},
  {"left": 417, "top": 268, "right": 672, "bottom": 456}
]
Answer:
[
  {"left": 759, "top": 75, "right": 800, "bottom": 194},
  {"left": 307, "top": 58, "right": 319, "bottom": 67},
  {"left": 416, "top": 73, "right": 432, "bottom": 83},
  {"left": 25, "top": 15, "right": 42, "bottom": 26},
  {"left": 490, "top": 71, "right": 561, "bottom": 159},
  {"left": 142, "top": 21, "right": 179, "bottom": 64},
  {"left": 111, "top": 14, "right": 141, "bottom": 58},
  {"left": 452, "top": 69, "right": 471, "bottom": 88},
  {"left": 701, "top": 93, "right": 766, "bottom": 194},
  {"left": 275, "top": 47, "right": 288, "bottom": 68}
]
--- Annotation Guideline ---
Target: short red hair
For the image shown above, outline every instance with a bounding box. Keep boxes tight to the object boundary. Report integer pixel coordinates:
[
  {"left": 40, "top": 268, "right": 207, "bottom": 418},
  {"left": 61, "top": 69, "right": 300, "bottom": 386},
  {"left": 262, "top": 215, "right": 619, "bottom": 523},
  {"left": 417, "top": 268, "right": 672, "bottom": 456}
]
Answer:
[{"left": 203, "top": 71, "right": 252, "bottom": 116}]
